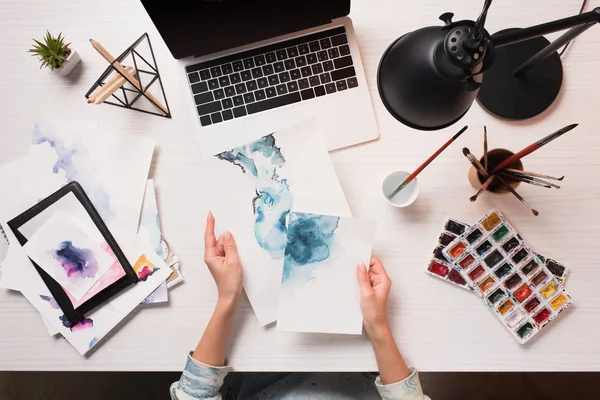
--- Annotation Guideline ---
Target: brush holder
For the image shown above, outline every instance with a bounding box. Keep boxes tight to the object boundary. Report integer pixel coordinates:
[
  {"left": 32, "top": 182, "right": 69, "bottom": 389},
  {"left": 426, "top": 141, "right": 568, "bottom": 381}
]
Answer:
[{"left": 468, "top": 148, "right": 524, "bottom": 195}]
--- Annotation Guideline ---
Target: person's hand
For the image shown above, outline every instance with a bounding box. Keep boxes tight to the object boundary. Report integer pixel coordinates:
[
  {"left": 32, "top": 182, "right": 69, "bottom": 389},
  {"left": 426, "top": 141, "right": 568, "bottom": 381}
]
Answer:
[
  {"left": 357, "top": 256, "right": 392, "bottom": 338},
  {"left": 204, "top": 211, "right": 243, "bottom": 306}
]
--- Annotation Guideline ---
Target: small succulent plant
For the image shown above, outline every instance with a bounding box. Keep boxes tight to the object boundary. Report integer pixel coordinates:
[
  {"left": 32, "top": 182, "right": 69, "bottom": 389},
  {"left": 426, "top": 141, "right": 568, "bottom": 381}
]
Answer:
[{"left": 29, "top": 31, "right": 72, "bottom": 70}]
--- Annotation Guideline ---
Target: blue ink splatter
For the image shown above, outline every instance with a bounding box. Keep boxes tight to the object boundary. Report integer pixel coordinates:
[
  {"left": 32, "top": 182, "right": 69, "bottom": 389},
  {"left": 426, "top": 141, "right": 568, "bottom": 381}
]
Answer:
[
  {"left": 31, "top": 121, "right": 113, "bottom": 218},
  {"left": 40, "top": 295, "right": 60, "bottom": 309},
  {"left": 217, "top": 134, "right": 293, "bottom": 259},
  {"left": 59, "top": 315, "right": 94, "bottom": 332},
  {"left": 282, "top": 212, "right": 340, "bottom": 286},
  {"left": 51, "top": 241, "right": 100, "bottom": 281},
  {"left": 89, "top": 337, "right": 99, "bottom": 349}
]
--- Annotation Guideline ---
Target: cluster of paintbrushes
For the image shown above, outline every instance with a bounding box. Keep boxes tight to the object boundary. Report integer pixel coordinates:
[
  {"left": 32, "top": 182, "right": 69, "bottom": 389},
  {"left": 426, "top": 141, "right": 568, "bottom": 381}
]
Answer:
[{"left": 463, "top": 124, "right": 578, "bottom": 216}]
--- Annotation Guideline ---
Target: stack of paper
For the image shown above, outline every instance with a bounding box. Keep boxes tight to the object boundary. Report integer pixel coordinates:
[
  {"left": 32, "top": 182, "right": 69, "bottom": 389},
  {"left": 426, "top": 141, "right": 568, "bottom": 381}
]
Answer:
[
  {"left": 203, "top": 121, "right": 376, "bottom": 334},
  {"left": 0, "top": 120, "right": 183, "bottom": 355}
]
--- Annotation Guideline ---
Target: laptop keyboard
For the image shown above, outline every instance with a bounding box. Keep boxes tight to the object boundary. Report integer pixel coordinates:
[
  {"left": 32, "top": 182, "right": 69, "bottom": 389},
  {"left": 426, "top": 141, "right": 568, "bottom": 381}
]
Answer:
[{"left": 185, "top": 27, "right": 359, "bottom": 127}]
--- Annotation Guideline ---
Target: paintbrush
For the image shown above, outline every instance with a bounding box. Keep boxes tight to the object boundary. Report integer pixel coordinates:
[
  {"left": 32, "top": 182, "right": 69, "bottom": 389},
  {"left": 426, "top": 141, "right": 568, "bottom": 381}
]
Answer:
[
  {"left": 470, "top": 175, "right": 495, "bottom": 202},
  {"left": 463, "top": 148, "right": 539, "bottom": 216},
  {"left": 504, "top": 168, "right": 564, "bottom": 181},
  {"left": 387, "top": 125, "right": 468, "bottom": 199},
  {"left": 490, "top": 123, "right": 578, "bottom": 174},
  {"left": 499, "top": 173, "right": 553, "bottom": 189},
  {"left": 483, "top": 126, "right": 488, "bottom": 172},
  {"left": 502, "top": 171, "right": 561, "bottom": 189}
]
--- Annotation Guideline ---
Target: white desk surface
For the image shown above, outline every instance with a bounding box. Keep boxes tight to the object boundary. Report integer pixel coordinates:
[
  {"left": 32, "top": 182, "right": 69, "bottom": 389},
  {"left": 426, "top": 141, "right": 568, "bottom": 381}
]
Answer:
[{"left": 1, "top": 0, "right": 600, "bottom": 372}]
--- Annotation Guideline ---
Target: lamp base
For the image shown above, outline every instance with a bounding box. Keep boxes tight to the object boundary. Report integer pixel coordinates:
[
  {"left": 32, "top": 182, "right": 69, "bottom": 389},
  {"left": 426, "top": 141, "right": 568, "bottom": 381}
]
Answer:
[{"left": 476, "top": 29, "right": 563, "bottom": 120}]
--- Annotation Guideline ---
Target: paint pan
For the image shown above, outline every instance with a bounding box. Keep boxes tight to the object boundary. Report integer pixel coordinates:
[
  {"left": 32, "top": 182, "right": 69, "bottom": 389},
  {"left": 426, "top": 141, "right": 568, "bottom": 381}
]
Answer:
[
  {"left": 442, "top": 210, "right": 573, "bottom": 344},
  {"left": 426, "top": 219, "right": 472, "bottom": 291}
]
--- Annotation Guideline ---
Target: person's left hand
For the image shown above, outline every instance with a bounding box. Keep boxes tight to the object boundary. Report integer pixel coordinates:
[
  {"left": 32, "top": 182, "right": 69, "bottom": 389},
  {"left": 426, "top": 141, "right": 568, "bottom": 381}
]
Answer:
[{"left": 204, "top": 211, "right": 243, "bottom": 305}]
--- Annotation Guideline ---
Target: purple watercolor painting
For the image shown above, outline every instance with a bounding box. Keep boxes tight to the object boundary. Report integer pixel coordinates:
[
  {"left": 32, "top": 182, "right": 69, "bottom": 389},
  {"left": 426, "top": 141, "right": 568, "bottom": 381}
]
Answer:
[
  {"left": 32, "top": 121, "right": 112, "bottom": 218},
  {"left": 24, "top": 211, "right": 116, "bottom": 301},
  {"left": 51, "top": 240, "right": 100, "bottom": 280}
]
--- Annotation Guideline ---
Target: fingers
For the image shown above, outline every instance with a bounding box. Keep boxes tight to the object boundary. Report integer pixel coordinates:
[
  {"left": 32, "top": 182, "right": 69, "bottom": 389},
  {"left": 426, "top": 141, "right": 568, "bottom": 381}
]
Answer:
[
  {"left": 222, "top": 231, "right": 240, "bottom": 263},
  {"left": 369, "top": 256, "right": 387, "bottom": 276},
  {"left": 216, "top": 235, "right": 225, "bottom": 256},
  {"left": 356, "top": 263, "right": 373, "bottom": 295},
  {"left": 204, "top": 211, "right": 217, "bottom": 250}
]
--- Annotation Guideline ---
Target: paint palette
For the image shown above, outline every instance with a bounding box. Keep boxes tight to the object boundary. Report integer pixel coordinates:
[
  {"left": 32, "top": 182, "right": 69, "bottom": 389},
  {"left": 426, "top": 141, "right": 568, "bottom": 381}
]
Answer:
[
  {"left": 426, "top": 219, "right": 473, "bottom": 291},
  {"left": 441, "top": 210, "right": 572, "bottom": 344},
  {"left": 427, "top": 220, "right": 570, "bottom": 293}
]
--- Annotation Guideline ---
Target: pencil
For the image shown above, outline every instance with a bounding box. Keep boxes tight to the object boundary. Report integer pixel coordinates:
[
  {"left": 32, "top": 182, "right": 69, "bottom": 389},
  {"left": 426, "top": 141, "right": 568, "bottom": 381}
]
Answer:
[
  {"left": 504, "top": 168, "right": 564, "bottom": 181},
  {"left": 463, "top": 148, "right": 539, "bottom": 216},
  {"left": 91, "top": 66, "right": 136, "bottom": 104},
  {"left": 89, "top": 38, "right": 168, "bottom": 115},
  {"left": 387, "top": 125, "right": 468, "bottom": 199},
  {"left": 490, "top": 124, "right": 578, "bottom": 174},
  {"left": 483, "top": 126, "right": 488, "bottom": 172}
]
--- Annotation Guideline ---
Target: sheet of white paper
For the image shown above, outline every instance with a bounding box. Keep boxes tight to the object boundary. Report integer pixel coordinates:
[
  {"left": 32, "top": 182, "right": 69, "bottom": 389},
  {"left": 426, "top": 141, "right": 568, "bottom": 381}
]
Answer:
[
  {"left": 204, "top": 121, "right": 351, "bottom": 326},
  {"left": 0, "top": 120, "right": 154, "bottom": 291},
  {"left": 138, "top": 180, "right": 169, "bottom": 305},
  {"left": 0, "top": 223, "right": 8, "bottom": 263},
  {"left": 162, "top": 237, "right": 184, "bottom": 289},
  {"left": 42, "top": 315, "right": 60, "bottom": 336},
  {"left": 23, "top": 211, "right": 115, "bottom": 300},
  {"left": 20, "top": 235, "right": 171, "bottom": 355},
  {"left": 277, "top": 212, "right": 376, "bottom": 334}
]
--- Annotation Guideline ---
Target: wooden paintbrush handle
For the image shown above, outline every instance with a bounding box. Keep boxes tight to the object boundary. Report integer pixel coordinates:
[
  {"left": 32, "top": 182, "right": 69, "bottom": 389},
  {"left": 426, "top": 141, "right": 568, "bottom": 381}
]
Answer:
[{"left": 490, "top": 143, "right": 537, "bottom": 174}]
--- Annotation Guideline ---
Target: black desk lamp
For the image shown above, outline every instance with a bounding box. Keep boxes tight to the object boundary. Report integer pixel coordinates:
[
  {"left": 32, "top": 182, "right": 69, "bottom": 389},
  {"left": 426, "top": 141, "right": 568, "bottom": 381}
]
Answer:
[{"left": 378, "top": 1, "right": 600, "bottom": 130}]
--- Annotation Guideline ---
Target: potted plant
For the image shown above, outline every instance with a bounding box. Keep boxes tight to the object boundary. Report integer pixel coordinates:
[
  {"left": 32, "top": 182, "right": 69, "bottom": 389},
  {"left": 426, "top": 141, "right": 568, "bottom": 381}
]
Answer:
[{"left": 29, "top": 31, "right": 81, "bottom": 76}]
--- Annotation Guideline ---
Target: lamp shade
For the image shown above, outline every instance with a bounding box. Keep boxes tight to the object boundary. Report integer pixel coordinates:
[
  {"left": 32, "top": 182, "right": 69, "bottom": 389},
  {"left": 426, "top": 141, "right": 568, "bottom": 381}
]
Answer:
[{"left": 377, "top": 23, "right": 484, "bottom": 131}]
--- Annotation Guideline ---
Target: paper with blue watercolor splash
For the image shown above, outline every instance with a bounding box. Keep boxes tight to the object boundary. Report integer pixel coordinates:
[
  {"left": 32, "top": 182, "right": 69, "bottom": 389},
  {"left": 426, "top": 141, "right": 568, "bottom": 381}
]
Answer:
[
  {"left": 277, "top": 212, "right": 376, "bottom": 335},
  {"left": 205, "top": 122, "right": 351, "bottom": 326},
  {"left": 217, "top": 134, "right": 293, "bottom": 260},
  {"left": 23, "top": 210, "right": 115, "bottom": 300}
]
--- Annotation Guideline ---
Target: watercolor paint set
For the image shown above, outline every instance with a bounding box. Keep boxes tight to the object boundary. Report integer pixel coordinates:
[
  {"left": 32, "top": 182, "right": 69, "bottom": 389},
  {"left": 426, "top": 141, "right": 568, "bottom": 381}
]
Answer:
[
  {"left": 427, "top": 220, "right": 570, "bottom": 291},
  {"left": 427, "top": 210, "right": 572, "bottom": 344}
]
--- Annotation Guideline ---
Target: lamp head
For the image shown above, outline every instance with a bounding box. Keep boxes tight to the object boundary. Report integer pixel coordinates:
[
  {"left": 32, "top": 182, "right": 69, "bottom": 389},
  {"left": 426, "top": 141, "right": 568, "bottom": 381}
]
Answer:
[{"left": 377, "top": 12, "right": 494, "bottom": 130}]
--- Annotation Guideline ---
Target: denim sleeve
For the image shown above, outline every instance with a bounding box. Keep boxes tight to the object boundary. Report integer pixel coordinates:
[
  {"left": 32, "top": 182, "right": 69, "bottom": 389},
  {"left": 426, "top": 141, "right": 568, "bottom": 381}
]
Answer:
[
  {"left": 170, "top": 353, "right": 231, "bottom": 400},
  {"left": 375, "top": 368, "right": 431, "bottom": 400}
]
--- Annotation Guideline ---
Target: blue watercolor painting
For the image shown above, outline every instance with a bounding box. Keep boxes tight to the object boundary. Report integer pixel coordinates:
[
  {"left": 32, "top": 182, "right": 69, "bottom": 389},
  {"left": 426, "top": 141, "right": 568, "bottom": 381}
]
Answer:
[
  {"left": 89, "top": 337, "right": 99, "bottom": 349},
  {"left": 50, "top": 241, "right": 100, "bottom": 281},
  {"left": 217, "top": 134, "right": 293, "bottom": 259},
  {"left": 282, "top": 212, "right": 340, "bottom": 288},
  {"left": 32, "top": 121, "right": 112, "bottom": 218}
]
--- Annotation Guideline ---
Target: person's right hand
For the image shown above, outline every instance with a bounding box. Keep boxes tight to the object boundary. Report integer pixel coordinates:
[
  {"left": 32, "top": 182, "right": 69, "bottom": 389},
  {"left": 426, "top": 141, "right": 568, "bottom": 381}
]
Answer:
[
  {"left": 357, "top": 256, "right": 392, "bottom": 337},
  {"left": 204, "top": 211, "right": 243, "bottom": 305}
]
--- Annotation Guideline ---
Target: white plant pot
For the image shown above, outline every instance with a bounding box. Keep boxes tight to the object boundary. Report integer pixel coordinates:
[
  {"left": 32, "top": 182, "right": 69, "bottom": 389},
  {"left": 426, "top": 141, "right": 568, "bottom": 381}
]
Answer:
[{"left": 56, "top": 48, "right": 81, "bottom": 76}]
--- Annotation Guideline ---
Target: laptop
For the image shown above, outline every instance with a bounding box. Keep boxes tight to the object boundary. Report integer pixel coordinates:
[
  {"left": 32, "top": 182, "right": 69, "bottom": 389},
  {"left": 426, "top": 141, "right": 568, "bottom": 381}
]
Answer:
[{"left": 141, "top": 0, "right": 379, "bottom": 157}]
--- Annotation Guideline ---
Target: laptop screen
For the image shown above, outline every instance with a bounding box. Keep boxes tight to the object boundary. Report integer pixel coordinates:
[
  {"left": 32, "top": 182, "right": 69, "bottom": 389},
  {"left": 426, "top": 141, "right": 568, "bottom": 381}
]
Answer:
[{"left": 141, "top": 0, "right": 351, "bottom": 59}]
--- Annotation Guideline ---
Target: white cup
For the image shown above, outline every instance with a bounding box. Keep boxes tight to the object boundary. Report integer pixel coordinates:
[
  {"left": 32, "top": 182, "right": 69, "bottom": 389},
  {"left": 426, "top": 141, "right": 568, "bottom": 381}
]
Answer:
[{"left": 382, "top": 170, "right": 419, "bottom": 208}]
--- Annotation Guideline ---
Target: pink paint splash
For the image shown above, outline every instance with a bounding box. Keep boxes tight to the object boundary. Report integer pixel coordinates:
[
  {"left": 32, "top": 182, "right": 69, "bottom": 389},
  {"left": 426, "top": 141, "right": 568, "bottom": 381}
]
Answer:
[
  {"left": 137, "top": 265, "right": 158, "bottom": 282},
  {"left": 59, "top": 315, "right": 94, "bottom": 331},
  {"left": 65, "top": 243, "right": 126, "bottom": 308}
]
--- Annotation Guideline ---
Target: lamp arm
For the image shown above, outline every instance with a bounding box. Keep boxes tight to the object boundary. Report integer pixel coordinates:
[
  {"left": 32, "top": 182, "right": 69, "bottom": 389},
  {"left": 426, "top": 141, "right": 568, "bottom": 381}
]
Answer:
[{"left": 492, "top": 7, "right": 600, "bottom": 48}]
